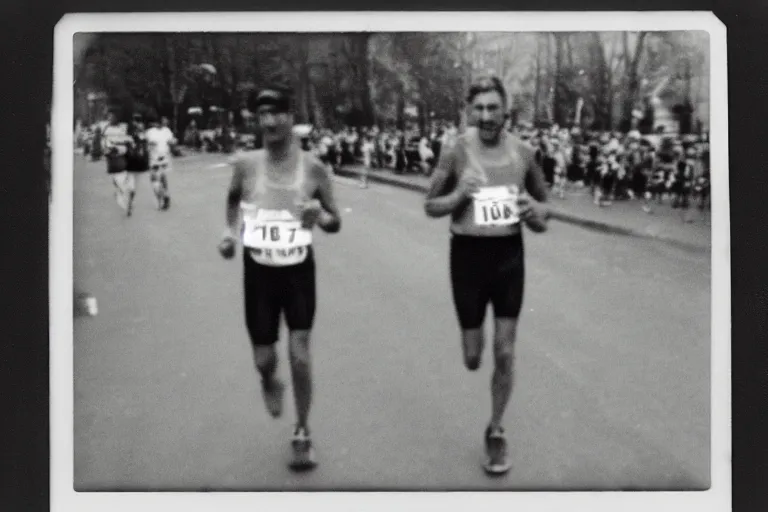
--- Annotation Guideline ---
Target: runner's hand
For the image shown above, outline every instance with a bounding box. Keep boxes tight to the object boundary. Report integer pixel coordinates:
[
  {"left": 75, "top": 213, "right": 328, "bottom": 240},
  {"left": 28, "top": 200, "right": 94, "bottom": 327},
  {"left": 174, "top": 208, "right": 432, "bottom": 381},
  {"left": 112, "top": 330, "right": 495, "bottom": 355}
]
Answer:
[
  {"left": 298, "top": 199, "right": 323, "bottom": 229},
  {"left": 517, "top": 192, "right": 540, "bottom": 221},
  {"left": 218, "top": 235, "right": 236, "bottom": 259},
  {"left": 456, "top": 172, "right": 484, "bottom": 198}
]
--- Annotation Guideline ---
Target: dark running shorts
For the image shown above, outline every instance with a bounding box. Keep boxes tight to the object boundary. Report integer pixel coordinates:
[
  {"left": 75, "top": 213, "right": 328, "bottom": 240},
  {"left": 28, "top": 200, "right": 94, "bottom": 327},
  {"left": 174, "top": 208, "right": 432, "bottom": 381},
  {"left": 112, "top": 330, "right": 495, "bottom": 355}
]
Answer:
[
  {"left": 126, "top": 149, "right": 149, "bottom": 172},
  {"left": 243, "top": 247, "right": 316, "bottom": 346},
  {"left": 150, "top": 155, "right": 170, "bottom": 172},
  {"left": 106, "top": 153, "right": 127, "bottom": 174},
  {"left": 450, "top": 234, "right": 525, "bottom": 330}
]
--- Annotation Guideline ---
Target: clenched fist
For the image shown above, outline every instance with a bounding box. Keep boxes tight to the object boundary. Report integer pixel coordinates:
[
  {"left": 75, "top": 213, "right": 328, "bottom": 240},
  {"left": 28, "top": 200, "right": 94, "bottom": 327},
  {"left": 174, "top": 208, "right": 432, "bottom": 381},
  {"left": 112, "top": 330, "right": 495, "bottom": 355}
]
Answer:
[
  {"left": 218, "top": 235, "right": 236, "bottom": 259},
  {"left": 297, "top": 199, "right": 323, "bottom": 230}
]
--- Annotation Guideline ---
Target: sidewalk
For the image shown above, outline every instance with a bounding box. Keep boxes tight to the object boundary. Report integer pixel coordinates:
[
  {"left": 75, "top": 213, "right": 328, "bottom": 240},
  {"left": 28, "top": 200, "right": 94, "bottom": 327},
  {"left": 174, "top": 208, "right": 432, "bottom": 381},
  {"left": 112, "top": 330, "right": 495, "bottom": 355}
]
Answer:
[{"left": 334, "top": 165, "right": 711, "bottom": 253}]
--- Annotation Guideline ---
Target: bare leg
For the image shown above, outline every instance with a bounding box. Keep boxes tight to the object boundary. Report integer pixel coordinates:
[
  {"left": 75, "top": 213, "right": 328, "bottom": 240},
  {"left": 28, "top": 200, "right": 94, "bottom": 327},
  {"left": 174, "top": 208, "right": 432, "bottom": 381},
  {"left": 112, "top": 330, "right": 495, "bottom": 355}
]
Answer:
[
  {"left": 150, "top": 169, "right": 166, "bottom": 209},
  {"left": 490, "top": 318, "right": 518, "bottom": 428},
  {"left": 252, "top": 344, "right": 283, "bottom": 418},
  {"left": 253, "top": 344, "right": 278, "bottom": 384},
  {"left": 288, "top": 329, "right": 312, "bottom": 429},
  {"left": 124, "top": 172, "right": 136, "bottom": 216},
  {"left": 287, "top": 329, "right": 317, "bottom": 470},
  {"left": 461, "top": 328, "right": 485, "bottom": 371},
  {"left": 112, "top": 171, "right": 126, "bottom": 208},
  {"left": 482, "top": 317, "right": 517, "bottom": 475}
]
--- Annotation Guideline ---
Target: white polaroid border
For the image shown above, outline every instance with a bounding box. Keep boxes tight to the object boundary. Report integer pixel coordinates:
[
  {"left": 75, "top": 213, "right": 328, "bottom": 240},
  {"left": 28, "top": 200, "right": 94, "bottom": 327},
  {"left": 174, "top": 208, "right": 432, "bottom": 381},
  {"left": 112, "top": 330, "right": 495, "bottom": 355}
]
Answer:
[{"left": 51, "top": 11, "right": 730, "bottom": 512}]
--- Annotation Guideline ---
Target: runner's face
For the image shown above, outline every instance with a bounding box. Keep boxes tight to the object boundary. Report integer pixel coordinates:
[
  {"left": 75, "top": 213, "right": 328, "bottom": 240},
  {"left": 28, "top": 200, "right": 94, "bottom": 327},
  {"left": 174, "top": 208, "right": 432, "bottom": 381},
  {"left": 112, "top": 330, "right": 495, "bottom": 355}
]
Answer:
[
  {"left": 469, "top": 91, "right": 505, "bottom": 144},
  {"left": 258, "top": 105, "right": 293, "bottom": 144}
]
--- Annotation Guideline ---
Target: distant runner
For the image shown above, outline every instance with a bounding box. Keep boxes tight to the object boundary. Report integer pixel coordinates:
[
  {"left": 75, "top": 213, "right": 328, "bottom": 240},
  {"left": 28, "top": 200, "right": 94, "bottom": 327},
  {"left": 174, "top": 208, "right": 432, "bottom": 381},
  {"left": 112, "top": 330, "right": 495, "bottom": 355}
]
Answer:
[
  {"left": 425, "top": 76, "right": 550, "bottom": 475},
  {"left": 102, "top": 111, "right": 133, "bottom": 215},
  {"left": 145, "top": 116, "right": 175, "bottom": 210},
  {"left": 218, "top": 84, "right": 342, "bottom": 471}
]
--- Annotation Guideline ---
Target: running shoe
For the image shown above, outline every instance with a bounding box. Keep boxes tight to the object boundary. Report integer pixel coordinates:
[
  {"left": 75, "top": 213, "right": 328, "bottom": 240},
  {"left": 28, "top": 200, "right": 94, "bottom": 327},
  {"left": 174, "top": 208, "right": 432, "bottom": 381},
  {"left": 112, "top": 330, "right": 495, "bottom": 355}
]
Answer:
[
  {"left": 261, "top": 378, "right": 284, "bottom": 418},
  {"left": 161, "top": 195, "right": 171, "bottom": 211},
  {"left": 483, "top": 425, "right": 511, "bottom": 475},
  {"left": 289, "top": 426, "right": 317, "bottom": 471}
]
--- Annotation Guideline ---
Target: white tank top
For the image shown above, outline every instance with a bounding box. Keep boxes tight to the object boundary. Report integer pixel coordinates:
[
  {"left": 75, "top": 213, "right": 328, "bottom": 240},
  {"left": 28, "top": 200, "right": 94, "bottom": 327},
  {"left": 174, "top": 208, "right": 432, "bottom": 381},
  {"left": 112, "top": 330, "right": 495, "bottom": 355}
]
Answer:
[{"left": 239, "top": 150, "right": 313, "bottom": 267}]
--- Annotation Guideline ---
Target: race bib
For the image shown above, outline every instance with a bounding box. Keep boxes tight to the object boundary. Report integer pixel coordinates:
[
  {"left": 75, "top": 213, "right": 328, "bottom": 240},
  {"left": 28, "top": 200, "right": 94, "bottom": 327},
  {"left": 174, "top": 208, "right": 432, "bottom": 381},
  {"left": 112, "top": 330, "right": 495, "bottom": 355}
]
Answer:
[
  {"left": 242, "top": 211, "right": 312, "bottom": 266},
  {"left": 472, "top": 186, "right": 520, "bottom": 227}
]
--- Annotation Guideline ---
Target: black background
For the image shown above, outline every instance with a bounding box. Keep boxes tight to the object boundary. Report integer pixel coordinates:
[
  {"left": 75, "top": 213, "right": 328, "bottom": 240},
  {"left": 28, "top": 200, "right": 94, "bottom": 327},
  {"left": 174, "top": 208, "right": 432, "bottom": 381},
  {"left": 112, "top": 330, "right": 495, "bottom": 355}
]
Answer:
[{"left": 0, "top": 1, "right": 764, "bottom": 510}]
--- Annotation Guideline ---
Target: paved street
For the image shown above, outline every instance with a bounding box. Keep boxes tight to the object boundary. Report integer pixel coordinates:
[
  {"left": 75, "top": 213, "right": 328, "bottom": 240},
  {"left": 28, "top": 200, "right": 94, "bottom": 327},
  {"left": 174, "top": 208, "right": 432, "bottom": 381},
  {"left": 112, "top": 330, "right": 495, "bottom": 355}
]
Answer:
[{"left": 73, "top": 152, "right": 711, "bottom": 491}]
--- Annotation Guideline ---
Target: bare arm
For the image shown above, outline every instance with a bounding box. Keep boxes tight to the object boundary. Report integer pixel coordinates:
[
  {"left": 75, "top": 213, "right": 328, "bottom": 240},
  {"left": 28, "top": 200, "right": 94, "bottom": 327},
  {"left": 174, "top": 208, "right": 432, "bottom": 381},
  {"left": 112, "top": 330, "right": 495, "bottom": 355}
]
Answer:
[
  {"left": 522, "top": 153, "right": 551, "bottom": 233},
  {"left": 424, "top": 147, "right": 469, "bottom": 218},
  {"left": 224, "top": 158, "right": 244, "bottom": 238},
  {"left": 312, "top": 163, "right": 342, "bottom": 233}
]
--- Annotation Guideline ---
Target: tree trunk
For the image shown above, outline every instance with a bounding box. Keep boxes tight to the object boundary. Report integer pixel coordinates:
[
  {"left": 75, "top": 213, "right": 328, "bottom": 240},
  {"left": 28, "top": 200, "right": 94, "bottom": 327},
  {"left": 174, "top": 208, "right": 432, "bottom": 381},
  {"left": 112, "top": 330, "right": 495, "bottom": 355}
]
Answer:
[
  {"left": 357, "top": 34, "right": 375, "bottom": 128},
  {"left": 396, "top": 81, "right": 405, "bottom": 131},
  {"left": 621, "top": 31, "right": 647, "bottom": 132},
  {"left": 309, "top": 79, "right": 323, "bottom": 128},
  {"left": 534, "top": 35, "right": 541, "bottom": 124},
  {"left": 545, "top": 33, "right": 552, "bottom": 123},
  {"left": 591, "top": 32, "right": 610, "bottom": 130},
  {"left": 553, "top": 33, "right": 565, "bottom": 126},
  {"left": 165, "top": 36, "right": 181, "bottom": 135}
]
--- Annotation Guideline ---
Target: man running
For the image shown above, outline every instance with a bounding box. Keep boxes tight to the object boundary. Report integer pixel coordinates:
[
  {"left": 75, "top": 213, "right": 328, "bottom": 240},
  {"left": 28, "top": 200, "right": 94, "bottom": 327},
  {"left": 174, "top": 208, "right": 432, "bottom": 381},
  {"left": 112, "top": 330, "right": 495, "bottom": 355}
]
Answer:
[
  {"left": 123, "top": 114, "right": 150, "bottom": 216},
  {"left": 218, "top": 84, "right": 342, "bottom": 471},
  {"left": 145, "top": 116, "right": 175, "bottom": 210},
  {"left": 102, "top": 111, "right": 132, "bottom": 213},
  {"left": 424, "top": 76, "right": 549, "bottom": 475}
]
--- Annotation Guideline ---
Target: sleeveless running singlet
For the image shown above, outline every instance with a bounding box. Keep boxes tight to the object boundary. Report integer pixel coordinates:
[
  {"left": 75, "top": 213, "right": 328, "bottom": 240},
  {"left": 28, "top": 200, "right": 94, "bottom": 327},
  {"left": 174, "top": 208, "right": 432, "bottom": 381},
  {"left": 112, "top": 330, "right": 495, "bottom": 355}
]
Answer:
[
  {"left": 240, "top": 150, "right": 313, "bottom": 267},
  {"left": 450, "top": 128, "right": 533, "bottom": 237}
]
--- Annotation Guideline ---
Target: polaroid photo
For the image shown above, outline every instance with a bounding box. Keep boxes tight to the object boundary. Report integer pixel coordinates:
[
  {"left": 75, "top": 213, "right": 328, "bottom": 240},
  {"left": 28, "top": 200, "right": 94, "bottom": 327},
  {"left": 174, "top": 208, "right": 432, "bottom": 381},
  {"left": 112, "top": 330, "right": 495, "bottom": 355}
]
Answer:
[{"left": 51, "top": 10, "right": 730, "bottom": 512}]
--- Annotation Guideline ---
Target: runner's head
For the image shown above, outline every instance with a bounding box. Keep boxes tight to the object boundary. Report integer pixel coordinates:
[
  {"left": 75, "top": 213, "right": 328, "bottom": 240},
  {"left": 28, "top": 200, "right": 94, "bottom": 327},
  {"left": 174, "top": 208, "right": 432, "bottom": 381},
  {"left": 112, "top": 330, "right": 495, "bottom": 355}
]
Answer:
[
  {"left": 467, "top": 75, "right": 507, "bottom": 145},
  {"left": 254, "top": 84, "right": 295, "bottom": 146},
  {"left": 161, "top": 116, "right": 170, "bottom": 128}
]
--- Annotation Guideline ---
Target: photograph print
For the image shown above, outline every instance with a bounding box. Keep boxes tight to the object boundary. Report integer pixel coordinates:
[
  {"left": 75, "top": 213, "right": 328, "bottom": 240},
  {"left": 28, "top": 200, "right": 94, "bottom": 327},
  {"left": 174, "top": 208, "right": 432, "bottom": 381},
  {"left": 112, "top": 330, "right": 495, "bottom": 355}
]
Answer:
[{"left": 55, "top": 13, "right": 726, "bottom": 504}]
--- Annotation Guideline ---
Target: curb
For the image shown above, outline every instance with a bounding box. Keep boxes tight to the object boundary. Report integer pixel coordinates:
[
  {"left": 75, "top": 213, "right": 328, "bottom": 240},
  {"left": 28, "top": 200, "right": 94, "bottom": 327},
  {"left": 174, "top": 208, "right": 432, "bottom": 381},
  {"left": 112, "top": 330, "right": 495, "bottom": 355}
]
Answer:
[
  {"left": 334, "top": 166, "right": 710, "bottom": 253},
  {"left": 334, "top": 167, "right": 429, "bottom": 194}
]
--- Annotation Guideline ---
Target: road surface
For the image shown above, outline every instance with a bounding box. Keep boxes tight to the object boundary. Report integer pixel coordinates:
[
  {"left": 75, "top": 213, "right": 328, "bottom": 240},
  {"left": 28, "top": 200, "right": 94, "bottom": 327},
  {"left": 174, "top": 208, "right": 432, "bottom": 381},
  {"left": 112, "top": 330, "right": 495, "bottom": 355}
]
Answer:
[{"left": 73, "top": 152, "right": 711, "bottom": 491}]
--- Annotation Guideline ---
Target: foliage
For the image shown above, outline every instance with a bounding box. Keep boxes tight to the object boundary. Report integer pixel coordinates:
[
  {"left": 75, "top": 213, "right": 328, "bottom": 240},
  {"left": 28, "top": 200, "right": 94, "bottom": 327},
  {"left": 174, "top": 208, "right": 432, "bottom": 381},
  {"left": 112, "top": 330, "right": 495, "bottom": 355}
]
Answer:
[{"left": 74, "top": 30, "right": 709, "bottom": 134}]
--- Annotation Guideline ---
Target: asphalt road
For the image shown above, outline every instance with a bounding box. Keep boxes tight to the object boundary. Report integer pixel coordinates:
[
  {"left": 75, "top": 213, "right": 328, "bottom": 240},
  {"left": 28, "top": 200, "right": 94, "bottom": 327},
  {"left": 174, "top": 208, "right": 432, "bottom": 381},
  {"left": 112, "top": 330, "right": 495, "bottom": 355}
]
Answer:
[{"left": 73, "top": 151, "right": 711, "bottom": 491}]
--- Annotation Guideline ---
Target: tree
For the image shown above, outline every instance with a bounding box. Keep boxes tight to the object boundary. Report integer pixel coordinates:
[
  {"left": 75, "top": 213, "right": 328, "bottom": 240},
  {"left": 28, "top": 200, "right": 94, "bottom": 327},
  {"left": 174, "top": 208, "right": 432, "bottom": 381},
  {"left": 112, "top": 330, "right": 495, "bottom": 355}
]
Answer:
[
  {"left": 552, "top": 33, "right": 567, "bottom": 125},
  {"left": 620, "top": 31, "right": 648, "bottom": 131},
  {"left": 74, "top": 30, "right": 708, "bottom": 135}
]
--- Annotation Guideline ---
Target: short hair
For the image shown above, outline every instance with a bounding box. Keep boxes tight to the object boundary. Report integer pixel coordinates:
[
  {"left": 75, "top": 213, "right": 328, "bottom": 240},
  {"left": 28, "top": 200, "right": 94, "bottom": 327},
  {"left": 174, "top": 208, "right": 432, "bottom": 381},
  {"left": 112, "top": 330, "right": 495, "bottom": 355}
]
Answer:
[{"left": 467, "top": 76, "right": 507, "bottom": 106}]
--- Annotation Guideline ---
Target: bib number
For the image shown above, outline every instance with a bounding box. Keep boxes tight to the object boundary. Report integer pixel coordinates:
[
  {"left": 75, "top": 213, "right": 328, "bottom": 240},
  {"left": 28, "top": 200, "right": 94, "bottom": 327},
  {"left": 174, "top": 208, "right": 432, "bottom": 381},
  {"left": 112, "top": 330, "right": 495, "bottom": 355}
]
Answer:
[
  {"left": 473, "top": 186, "right": 520, "bottom": 227},
  {"left": 242, "top": 214, "right": 312, "bottom": 266}
]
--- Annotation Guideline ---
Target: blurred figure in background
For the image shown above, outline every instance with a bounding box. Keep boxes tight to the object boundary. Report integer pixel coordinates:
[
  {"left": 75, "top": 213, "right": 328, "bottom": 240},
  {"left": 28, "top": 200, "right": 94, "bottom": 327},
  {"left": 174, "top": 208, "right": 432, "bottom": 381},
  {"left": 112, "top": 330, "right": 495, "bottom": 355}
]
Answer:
[
  {"left": 102, "top": 111, "right": 132, "bottom": 214},
  {"left": 145, "top": 116, "right": 176, "bottom": 211},
  {"left": 360, "top": 134, "right": 374, "bottom": 188}
]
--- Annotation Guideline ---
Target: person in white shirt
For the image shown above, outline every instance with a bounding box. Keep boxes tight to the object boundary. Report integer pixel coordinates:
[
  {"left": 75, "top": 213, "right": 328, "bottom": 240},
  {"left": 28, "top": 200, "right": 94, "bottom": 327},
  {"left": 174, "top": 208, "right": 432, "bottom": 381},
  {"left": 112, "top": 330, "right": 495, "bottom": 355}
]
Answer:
[
  {"left": 551, "top": 138, "right": 569, "bottom": 199},
  {"left": 360, "top": 135, "right": 375, "bottom": 188},
  {"left": 144, "top": 116, "right": 175, "bottom": 210},
  {"left": 418, "top": 135, "right": 434, "bottom": 174}
]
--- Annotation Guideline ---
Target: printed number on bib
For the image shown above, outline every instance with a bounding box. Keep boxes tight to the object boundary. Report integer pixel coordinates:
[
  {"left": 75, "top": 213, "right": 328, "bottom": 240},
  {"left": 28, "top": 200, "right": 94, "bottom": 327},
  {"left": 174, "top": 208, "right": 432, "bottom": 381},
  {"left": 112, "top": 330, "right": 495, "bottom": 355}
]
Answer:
[
  {"left": 473, "top": 186, "right": 520, "bottom": 227},
  {"left": 242, "top": 214, "right": 312, "bottom": 266}
]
